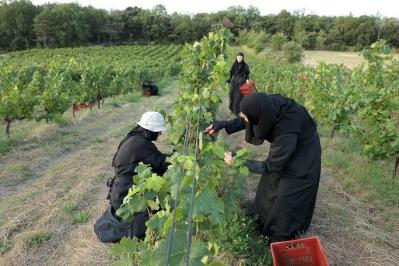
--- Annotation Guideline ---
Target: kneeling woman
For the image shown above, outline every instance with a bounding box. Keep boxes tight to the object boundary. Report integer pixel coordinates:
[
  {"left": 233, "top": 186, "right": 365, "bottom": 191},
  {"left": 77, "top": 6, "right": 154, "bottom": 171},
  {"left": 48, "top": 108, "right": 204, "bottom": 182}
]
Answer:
[
  {"left": 206, "top": 93, "right": 321, "bottom": 243},
  {"left": 95, "top": 111, "right": 169, "bottom": 242}
]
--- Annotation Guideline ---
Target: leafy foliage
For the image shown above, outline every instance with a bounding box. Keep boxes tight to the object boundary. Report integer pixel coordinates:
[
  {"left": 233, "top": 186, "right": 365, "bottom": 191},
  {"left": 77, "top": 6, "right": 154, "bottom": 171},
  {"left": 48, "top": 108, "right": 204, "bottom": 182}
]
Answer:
[
  {"left": 112, "top": 29, "right": 251, "bottom": 266},
  {"left": 252, "top": 39, "right": 399, "bottom": 174},
  {"left": 0, "top": 45, "right": 182, "bottom": 135}
]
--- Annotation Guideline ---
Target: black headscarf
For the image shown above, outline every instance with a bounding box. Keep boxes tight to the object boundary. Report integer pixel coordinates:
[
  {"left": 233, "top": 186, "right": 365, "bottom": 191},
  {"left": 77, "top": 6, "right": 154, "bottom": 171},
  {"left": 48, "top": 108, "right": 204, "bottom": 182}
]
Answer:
[
  {"left": 231, "top": 52, "right": 247, "bottom": 75},
  {"left": 239, "top": 93, "right": 303, "bottom": 145}
]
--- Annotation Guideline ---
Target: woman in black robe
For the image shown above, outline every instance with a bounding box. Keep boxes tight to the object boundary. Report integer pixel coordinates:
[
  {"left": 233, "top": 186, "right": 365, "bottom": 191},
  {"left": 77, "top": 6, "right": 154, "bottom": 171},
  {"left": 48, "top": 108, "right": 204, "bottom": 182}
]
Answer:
[
  {"left": 227, "top": 52, "right": 250, "bottom": 115},
  {"left": 95, "top": 112, "right": 169, "bottom": 242},
  {"left": 206, "top": 93, "right": 321, "bottom": 243}
]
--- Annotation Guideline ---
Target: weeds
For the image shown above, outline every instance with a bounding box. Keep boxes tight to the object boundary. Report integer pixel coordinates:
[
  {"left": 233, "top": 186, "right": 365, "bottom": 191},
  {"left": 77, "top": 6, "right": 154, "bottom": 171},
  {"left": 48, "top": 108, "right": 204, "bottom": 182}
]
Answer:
[{"left": 72, "top": 210, "right": 91, "bottom": 224}]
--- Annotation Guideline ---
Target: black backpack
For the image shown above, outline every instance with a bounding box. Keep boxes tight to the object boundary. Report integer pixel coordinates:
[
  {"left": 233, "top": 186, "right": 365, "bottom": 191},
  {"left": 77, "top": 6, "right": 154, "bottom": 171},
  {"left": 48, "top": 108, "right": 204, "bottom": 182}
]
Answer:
[
  {"left": 94, "top": 206, "right": 148, "bottom": 243},
  {"left": 141, "top": 80, "right": 159, "bottom": 96}
]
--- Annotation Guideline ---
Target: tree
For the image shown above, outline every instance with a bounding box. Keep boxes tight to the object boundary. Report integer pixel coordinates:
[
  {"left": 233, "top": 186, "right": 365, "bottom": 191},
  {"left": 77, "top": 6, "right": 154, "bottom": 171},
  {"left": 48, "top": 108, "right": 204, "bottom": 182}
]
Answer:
[
  {"left": 33, "top": 4, "right": 56, "bottom": 48},
  {"left": 103, "top": 10, "right": 124, "bottom": 44},
  {"left": 191, "top": 13, "right": 212, "bottom": 41},
  {"left": 282, "top": 41, "right": 303, "bottom": 63},
  {"left": 271, "top": 32, "right": 287, "bottom": 51},
  {"left": 381, "top": 18, "right": 399, "bottom": 47},
  {"left": 375, "top": 12, "right": 384, "bottom": 40},
  {"left": 148, "top": 5, "right": 172, "bottom": 42},
  {"left": 225, "top": 6, "right": 246, "bottom": 34},
  {"left": 272, "top": 10, "right": 295, "bottom": 38},
  {"left": 84, "top": 6, "right": 107, "bottom": 44},
  {"left": 316, "top": 29, "right": 327, "bottom": 50},
  {"left": 245, "top": 5, "right": 261, "bottom": 31},
  {"left": 34, "top": 3, "right": 91, "bottom": 47},
  {"left": 170, "top": 13, "right": 193, "bottom": 43},
  {"left": 293, "top": 20, "right": 306, "bottom": 46},
  {"left": 122, "top": 6, "right": 144, "bottom": 41},
  {"left": 0, "top": 0, "right": 37, "bottom": 50}
]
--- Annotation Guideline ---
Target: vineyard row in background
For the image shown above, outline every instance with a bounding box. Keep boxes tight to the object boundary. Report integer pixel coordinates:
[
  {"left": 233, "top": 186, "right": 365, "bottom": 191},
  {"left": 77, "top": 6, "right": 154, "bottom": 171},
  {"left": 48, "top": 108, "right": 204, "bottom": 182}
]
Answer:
[
  {"left": 0, "top": 45, "right": 182, "bottom": 134},
  {"left": 251, "top": 40, "right": 398, "bottom": 174}
]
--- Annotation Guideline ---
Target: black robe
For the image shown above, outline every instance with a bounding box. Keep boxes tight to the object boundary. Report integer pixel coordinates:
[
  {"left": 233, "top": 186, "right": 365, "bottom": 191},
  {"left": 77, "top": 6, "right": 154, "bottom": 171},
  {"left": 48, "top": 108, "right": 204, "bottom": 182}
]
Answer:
[
  {"left": 228, "top": 60, "right": 250, "bottom": 115},
  {"left": 214, "top": 93, "right": 321, "bottom": 243},
  {"left": 94, "top": 126, "right": 169, "bottom": 242}
]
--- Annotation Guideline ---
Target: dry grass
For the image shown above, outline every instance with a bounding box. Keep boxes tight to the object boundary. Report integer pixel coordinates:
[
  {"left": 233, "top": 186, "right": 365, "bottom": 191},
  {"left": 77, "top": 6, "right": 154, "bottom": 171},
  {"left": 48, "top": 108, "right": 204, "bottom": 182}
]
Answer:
[
  {"left": 306, "top": 170, "right": 399, "bottom": 265},
  {"left": 29, "top": 123, "right": 60, "bottom": 142},
  {"left": 0, "top": 81, "right": 177, "bottom": 265},
  {"left": 304, "top": 50, "right": 399, "bottom": 69}
]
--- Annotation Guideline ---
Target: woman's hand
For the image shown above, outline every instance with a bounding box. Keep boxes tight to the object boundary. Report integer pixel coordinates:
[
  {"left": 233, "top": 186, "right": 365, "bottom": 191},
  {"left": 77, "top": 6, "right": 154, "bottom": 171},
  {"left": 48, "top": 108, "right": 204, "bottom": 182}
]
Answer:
[
  {"left": 224, "top": 151, "right": 233, "bottom": 166},
  {"left": 205, "top": 124, "right": 216, "bottom": 135},
  {"left": 205, "top": 121, "right": 227, "bottom": 135}
]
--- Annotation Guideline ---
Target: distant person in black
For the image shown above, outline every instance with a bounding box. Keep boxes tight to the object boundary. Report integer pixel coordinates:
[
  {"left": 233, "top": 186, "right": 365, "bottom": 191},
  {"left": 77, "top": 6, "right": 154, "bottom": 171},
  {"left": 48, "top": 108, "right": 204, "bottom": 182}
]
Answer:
[
  {"left": 227, "top": 52, "right": 250, "bottom": 115},
  {"left": 95, "top": 111, "right": 169, "bottom": 242},
  {"left": 206, "top": 93, "right": 321, "bottom": 243}
]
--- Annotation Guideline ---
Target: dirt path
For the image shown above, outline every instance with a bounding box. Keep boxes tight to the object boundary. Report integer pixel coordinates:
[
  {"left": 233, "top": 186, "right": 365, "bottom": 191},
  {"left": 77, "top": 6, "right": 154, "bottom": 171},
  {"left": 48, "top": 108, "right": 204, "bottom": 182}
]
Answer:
[{"left": 0, "top": 81, "right": 177, "bottom": 266}]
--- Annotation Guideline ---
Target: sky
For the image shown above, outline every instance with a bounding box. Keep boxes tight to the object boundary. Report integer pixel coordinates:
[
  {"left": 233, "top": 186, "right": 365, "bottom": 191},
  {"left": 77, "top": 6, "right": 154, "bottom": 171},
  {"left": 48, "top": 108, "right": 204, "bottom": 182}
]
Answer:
[{"left": 30, "top": 0, "right": 399, "bottom": 18}]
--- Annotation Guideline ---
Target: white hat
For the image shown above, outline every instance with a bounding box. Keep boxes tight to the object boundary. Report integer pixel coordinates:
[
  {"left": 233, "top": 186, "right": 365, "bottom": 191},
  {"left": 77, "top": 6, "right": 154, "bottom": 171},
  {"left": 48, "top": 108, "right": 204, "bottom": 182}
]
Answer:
[{"left": 137, "top": 111, "right": 168, "bottom": 132}]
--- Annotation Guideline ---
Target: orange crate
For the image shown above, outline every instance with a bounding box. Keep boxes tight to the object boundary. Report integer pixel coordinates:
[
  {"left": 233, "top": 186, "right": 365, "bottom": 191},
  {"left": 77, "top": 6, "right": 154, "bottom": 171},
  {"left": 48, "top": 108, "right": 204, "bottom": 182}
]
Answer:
[{"left": 271, "top": 236, "right": 330, "bottom": 266}]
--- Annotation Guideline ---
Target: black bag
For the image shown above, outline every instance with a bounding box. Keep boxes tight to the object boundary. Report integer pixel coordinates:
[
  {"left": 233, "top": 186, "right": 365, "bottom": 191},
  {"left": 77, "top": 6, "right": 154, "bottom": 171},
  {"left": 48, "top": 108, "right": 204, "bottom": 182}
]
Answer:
[
  {"left": 94, "top": 206, "right": 148, "bottom": 243},
  {"left": 141, "top": 80, "right": 159, "bottom": 96}
]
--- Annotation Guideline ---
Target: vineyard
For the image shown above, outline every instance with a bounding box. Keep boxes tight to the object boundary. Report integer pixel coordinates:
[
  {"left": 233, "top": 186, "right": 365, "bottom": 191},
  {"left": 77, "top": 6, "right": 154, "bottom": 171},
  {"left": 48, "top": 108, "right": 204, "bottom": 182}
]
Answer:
[
  {"left": 109, "top": 29, "right": 253, "bottom": 266},
  {"left": 0, "top": 29, "right": 398, "bottom": 266},
  {"left": 251, "top": 40, "right": 399, "bottom": 176},
  {"left": 108, "top": 32, "right": 399, "bottom": 265},
  {"left": 0, "top": 45, "right": 182, "bottom": 134}
]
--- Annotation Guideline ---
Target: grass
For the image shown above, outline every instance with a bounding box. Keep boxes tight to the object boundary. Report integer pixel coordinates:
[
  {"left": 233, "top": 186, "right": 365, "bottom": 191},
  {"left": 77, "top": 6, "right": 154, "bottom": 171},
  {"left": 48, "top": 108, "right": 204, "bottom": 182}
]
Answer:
[
  {"left": 24, "top": 232, "right": 52, "bottom": 249},
  {"left": 63, "top": 201, "right": 79, "bottom": 214},
  {"left": 0, "top": 78, "right": 177, "bottom": 265},
  {"left": 1, "top": 163, "right": 37, "bottom": 187},
  {"left": 319, "top": 126, "right": 399, "bottom": 225},
  {"left": 72, "top": 210, "right": 91, "bottom": 224},
  {"left": 120, "top": 92, "right": 141, "bottom": 103},
  {"left": 87, "top": 136, "right": 105, "bottom": 145},
  {"left": 0, "top": 240, "right": 12, "bottom": 255},
  {"left": 0, "top": 136, "right": 12, "bottom": 155}
]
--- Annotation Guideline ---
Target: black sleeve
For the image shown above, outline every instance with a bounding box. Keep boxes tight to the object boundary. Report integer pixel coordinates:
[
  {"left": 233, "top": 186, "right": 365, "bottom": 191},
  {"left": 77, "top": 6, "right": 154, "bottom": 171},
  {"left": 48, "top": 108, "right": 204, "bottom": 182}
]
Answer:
[
  {"left": 142, "top": 150, "right": 170, "bottom": 176},
  {"left": 228, "top": 64, "right": 234, "bottom": 82},
  {"left": 244, "top": 134, "right": 298, "bottom": 174},
  {"left": 212, "top": 117, "right": 246, "bottom": 135},
  {"left": 244, "top": 64, "right": 250, "bottom": 81},
  {"left": 225, "top": 117, "right": 246, "bottom": 134}
]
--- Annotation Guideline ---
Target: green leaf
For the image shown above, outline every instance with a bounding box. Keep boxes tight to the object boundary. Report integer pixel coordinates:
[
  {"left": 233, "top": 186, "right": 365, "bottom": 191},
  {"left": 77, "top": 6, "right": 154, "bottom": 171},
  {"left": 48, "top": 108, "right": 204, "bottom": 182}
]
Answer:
[
  {"left": 213, "top": 145, "right": 225, "bottom": 159},
  {"left": 193, "top": 188, "right": 225, "bottom": 225},
  {"left": 115, "top": 205, "right": 133, "bottom": 222},
  {"left": 239, "top": 166, "right": 249, "bottom": 176},
  {"left": 109, "top": 237, "right": 139, "bottom": 263},
  {"left": 188, "top": 240, "right": 211, "bottom": 266},
  {"left": 147, "top": 200, "right": 159, "bottom": 210},
  {"left": 145, "top": 174, "right": 166, "bottom": 192},
  {"left": 118, "top": 196, "right": 147, "bottom": 220},
  {"left": 235, "top": 148, "right": 248, "bottom": 158},
  {"left": 147, "top": 212, "right": 168, "bottom": 235}
]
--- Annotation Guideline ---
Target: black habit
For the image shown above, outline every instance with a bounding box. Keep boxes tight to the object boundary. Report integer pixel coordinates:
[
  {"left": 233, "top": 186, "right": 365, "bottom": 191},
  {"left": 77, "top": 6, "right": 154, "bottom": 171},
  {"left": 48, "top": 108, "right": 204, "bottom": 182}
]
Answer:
[
  {"left": 227, "top": 56, "right": 250, "bottom": 115},
  {"left": 213, "top": 93, "right": 321, "bottom": 243},
  {"left": 94, "top": 126, "right": 169, "bottom": 242}
]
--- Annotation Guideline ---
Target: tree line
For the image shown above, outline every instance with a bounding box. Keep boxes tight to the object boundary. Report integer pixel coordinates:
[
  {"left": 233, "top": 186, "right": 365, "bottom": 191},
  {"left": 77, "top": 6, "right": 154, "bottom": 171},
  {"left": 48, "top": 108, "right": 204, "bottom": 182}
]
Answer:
[{"left": 1, "top": 0, "right": 399, "bottom": 52}]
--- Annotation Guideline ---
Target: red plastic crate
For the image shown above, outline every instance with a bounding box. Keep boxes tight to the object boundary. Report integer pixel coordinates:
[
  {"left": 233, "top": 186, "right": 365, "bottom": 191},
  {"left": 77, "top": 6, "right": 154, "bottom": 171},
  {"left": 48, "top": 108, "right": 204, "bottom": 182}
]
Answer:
[{"left": 271, "top": 236, "right": 330, "bottom": 266}]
